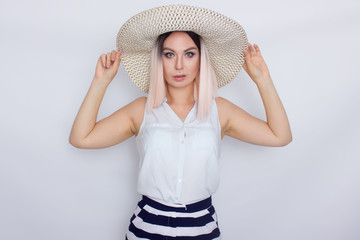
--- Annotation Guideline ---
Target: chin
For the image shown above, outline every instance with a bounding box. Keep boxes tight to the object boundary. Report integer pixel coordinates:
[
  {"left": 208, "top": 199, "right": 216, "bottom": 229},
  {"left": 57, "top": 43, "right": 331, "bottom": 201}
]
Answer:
[{"left": 167, "top": 79, "right": 195, "bottom": 89}]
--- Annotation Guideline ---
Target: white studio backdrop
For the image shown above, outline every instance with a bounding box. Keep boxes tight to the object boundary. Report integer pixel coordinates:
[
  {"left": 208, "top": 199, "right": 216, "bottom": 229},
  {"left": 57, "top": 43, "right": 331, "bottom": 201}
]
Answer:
[{"left": 0, "top": 0, "right": 359, "bottom": 239}]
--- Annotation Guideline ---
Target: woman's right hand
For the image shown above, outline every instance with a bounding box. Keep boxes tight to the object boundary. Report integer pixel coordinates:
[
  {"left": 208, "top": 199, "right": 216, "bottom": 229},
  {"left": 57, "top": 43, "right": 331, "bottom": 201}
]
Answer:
[{"left": 94, "top": 50, "right": 122, "bottom": 84}]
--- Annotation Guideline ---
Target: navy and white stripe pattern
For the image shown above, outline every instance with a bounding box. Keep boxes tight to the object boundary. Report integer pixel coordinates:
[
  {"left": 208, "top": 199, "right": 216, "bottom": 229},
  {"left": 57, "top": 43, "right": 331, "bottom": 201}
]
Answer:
[{"left": 126, "top": 195, "right": 221, "bottom": 239}]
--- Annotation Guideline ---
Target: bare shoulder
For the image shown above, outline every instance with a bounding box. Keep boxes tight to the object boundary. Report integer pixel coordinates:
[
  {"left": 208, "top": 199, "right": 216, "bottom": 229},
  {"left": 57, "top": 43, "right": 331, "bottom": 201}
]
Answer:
[
  {"left": 129, "top": 96, "right": 147, "bottom": 109},
  {"left": 215, "top": 96, "right": 249, "bottom": 138},
  {"left": 106, "top": 96, "right": 146, "bottom": 136},
  {"left": 215, "top": 96, "right": 231, "bottom": 109},
  {"left": 215, "top": 96, "right": 242, "bottom": 107},
  {"left": 215, "top": 96, "right": 240, "bottom": 116},
  {"left": 122, "top": 96, "right": 146, "bottom": 113},
  {"left": 215, "top": 96, "right": 248, "bottom": 113}
]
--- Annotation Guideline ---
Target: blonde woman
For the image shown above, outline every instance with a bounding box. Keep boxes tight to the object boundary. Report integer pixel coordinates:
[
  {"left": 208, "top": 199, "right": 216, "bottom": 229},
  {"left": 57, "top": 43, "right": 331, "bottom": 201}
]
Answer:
[{"left": 69, "top": 5, "right": 292, "bottom": 240}]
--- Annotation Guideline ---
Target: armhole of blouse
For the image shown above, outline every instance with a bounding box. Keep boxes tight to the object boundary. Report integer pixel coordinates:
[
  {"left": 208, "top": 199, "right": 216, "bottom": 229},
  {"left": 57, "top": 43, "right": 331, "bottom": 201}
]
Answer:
[
  {"left": 136, "top": 100, "right": 147, "bottom": 138},
  {"left": 213, "top": 98, "right": 222, "bottom": 141}
]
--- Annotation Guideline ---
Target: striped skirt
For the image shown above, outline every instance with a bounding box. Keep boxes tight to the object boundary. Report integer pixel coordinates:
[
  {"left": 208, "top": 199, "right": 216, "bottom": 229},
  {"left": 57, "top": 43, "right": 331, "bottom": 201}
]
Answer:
[{"left": 126, "top": 195, "right": 221, "bottom": 239}]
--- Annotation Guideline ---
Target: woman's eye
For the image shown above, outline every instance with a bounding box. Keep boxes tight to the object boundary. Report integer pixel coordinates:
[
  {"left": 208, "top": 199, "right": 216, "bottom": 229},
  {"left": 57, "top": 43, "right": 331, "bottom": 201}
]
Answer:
[
  {"left": 185, "top": 52, "right": 195, "bottom": 57},
  {"left": 164, "top": 52, "right": 175, "bottom": 58}
]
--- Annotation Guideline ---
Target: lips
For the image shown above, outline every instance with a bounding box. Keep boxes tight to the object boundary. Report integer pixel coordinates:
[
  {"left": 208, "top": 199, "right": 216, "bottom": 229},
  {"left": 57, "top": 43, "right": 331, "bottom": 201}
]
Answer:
[{"left": 174, "top": 74, "right": 186, "bottom": 81}]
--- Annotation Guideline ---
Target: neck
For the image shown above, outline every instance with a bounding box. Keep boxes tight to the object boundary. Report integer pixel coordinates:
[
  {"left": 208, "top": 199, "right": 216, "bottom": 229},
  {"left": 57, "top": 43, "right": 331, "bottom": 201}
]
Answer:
[{"left": 166, "top": 82, "right": 195, "bottom": 105}]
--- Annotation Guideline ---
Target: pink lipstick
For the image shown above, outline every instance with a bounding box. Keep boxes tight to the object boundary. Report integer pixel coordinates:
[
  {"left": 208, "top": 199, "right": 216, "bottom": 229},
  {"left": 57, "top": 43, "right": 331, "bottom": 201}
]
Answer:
[{"left": 174, "top": 74, "right": 186, "bottom": 81}]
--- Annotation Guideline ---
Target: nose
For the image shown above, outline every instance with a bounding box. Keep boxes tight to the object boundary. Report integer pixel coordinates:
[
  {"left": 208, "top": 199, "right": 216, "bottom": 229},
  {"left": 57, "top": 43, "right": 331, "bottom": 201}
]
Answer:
[{"left": 175, "top": 55, "right": 183, "bottom": 70}]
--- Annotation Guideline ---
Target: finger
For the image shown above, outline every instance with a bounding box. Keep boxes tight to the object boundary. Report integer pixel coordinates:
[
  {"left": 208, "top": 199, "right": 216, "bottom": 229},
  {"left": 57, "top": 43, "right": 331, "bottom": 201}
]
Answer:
[
  {"left": 100, "top": 54, "right": 106, "bottom": 68},
  {"left": 111, "top": 50, "right": 117, "bottom": 61},
  {"left": 248, "top": 43, "right": 255, "bottom": 57},
  {"left": 113, "top": 50, "right": 122, "bottom": 69},
  {"left": 243, "top": 47, "right": 251, "bottom": 63},
  {"left": 106, "top": 52, "right": 112, "bottom": 68},
  {"left": 253, "top": 44, "right": 262, "bottom": 57}
]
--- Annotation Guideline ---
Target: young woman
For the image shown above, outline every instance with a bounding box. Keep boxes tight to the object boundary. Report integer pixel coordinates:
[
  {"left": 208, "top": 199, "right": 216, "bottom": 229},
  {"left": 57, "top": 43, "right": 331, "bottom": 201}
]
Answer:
[{"left": 69, "top": 5, "right": 292, "bottom": 240}]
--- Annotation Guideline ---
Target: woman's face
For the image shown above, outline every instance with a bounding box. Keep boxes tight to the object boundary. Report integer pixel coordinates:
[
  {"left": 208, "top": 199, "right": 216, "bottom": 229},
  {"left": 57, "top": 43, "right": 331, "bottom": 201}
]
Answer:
[{"left": 162, "top": 31, "right": 200, "bottom": 89}]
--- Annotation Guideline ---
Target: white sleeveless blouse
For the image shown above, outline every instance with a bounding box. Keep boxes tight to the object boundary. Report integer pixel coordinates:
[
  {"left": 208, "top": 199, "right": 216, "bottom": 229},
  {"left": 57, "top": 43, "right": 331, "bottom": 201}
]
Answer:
[{"left": 135, "top": 97, "right": 222, "bottom": 205}]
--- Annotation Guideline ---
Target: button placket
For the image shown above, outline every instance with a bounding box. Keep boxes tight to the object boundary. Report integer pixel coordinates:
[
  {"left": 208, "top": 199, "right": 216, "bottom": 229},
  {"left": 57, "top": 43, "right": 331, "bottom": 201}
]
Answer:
[{"left": 175, "top": 124, "right": 186, "bottom": 200}]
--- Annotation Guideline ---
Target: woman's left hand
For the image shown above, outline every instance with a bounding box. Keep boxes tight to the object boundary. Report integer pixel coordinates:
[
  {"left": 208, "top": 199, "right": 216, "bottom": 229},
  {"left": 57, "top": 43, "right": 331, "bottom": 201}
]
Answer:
[{"left": 243, "top": 43, "right": 271, "bottom": 85}]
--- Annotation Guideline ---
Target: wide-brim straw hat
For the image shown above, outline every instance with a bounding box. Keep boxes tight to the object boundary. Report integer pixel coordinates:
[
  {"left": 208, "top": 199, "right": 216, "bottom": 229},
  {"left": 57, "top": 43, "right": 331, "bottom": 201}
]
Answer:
[{"left": 116, "top": 5, "right": 248, "bottom": 93}]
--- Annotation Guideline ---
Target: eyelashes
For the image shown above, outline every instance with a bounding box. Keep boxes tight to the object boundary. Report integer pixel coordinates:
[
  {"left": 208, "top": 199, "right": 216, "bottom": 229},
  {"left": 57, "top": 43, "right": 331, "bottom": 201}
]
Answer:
[
  {"left": 163, "top": 51, "right": 196, "bottom": 58},
  {"left": 185, "top": 52, "right": 195, "bottom": 57},
  {"left": 163, "top": 52, "right": 175, "bottom": 58}
]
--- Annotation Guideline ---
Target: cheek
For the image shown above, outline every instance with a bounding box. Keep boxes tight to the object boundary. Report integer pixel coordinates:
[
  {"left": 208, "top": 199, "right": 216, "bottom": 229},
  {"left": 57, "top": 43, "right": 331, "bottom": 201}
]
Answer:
[
  {"left": 162, "top": 60, "right": 170, "bottom": 77},
  {"left": 189, "top": 61, "right": 200, "bottom": 75}
]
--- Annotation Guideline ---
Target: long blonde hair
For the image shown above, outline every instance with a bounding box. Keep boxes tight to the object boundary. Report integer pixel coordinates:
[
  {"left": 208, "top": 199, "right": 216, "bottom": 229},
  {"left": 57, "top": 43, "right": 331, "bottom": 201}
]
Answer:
[{"left": 147, "top": 31, "right": 218, "bottom": 119}]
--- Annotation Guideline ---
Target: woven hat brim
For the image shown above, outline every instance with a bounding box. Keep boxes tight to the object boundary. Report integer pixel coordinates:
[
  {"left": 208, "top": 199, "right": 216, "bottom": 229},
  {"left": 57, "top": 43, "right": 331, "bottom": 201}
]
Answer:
[{"left": 116, "top": 5, "right": 248, "bottom": 93}]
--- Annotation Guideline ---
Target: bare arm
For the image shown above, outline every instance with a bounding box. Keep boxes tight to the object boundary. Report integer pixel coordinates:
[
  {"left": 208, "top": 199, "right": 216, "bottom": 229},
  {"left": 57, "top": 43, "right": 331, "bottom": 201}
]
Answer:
[
  {"left": 218, "top": 43, "right": 292, "bottom": 147},
  {"left": 69, "top": 50, "right": 145, "bottom": 149}
]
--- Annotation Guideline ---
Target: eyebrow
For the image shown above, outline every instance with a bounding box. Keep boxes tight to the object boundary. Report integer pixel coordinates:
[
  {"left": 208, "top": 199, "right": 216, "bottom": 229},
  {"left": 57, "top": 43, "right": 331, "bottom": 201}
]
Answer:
[{"left": 162, "top": 47, "right": 198, "bottom": 52}]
